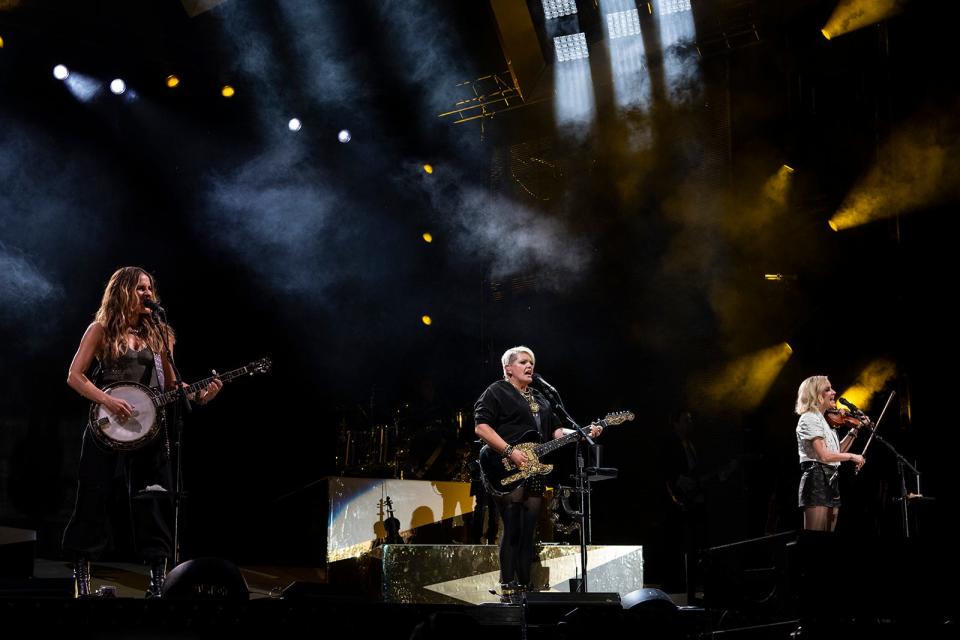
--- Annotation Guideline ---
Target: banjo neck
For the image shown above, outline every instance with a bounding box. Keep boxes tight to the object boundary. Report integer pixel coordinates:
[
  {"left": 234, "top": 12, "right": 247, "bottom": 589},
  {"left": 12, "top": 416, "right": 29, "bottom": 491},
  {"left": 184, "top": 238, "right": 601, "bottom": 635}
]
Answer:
[{"left": 156, "top": 361, "right": 270, "bottom": 407}]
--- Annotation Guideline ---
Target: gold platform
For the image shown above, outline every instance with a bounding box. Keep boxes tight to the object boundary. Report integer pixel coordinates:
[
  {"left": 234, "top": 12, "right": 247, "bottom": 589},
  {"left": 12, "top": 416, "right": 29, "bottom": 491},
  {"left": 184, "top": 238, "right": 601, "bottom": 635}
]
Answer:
[{"left": 381, "top": 544, "right": 643, "bottom": 604}]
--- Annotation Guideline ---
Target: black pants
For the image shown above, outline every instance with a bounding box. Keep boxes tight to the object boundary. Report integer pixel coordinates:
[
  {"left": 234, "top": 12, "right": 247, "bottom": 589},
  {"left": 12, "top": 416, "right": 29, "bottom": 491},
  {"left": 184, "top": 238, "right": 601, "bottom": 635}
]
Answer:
[
  {"left": 494, "top": 482, "right": 542, "bottom": 586},
  {"left": 62, "top": 429, "right": 174, "bottom": 562}
]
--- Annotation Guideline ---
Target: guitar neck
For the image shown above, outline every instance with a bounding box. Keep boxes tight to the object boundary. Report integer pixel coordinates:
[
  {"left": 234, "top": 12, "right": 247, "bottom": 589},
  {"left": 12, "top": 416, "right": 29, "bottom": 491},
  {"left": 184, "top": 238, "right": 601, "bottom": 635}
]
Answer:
[
  {"left": 533, "top": 428, "right": 589, "bottom": 458},
  {"left": 158, "top": 364, "right": 257, "bottom": 406},
  {"left": 530, "top": 412, "right": 632, "bottom": 457}
]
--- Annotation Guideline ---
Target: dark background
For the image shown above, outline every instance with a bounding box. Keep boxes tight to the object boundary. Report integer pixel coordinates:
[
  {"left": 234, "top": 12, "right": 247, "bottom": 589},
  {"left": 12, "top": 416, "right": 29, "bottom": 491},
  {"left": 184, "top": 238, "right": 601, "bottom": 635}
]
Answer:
[{"left": 1, "top": 0, "right": 956, "bottom": 587}]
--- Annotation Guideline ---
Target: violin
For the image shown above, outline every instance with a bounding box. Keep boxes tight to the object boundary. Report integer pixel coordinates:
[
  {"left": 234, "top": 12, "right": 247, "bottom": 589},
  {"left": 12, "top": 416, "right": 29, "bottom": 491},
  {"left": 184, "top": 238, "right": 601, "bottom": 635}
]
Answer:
[
  {"left": 824, "top": 408, "right": 872, "bottom": 431},
  {"left": 383, "top": 496, "right": 403, "bottom": 545}
]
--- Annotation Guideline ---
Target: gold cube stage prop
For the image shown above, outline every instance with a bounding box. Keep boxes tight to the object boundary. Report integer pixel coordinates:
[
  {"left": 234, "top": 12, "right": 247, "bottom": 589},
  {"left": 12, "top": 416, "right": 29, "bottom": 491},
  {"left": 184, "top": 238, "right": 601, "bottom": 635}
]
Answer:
[{"left": 381, "top": 544, "right": 643, "bottom": 604}]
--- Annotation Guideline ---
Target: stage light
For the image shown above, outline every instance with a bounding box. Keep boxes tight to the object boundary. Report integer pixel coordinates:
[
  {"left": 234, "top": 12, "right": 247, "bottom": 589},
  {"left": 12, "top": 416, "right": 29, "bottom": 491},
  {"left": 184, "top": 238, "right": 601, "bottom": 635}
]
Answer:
[
  {"left": 828, "top": 220, "right": 839, "bottom": 231},
  {"left": 421, "top": 315, "right": 432, "bottom": 326},
  {"left": 288, "top": 118, "right": 302, "bottom": 131},
  {"left": 165, "top": 74, "right": 180, "bottom": 88},
  {"left": 542, "top": 0, "right": 578, "bottom": 20},
  {"left": 64, "top": 72, "right": 102, "bottom": 102},
  {"left": 338, "top": 129, "right": 351, "bottom": 143},
  {"left": 422, "top": 232, "right": 433, "bottom": 243},
  {"left": 423, "top": 164, "right": 434, "bottom": 174},
  {"left": 606, "top": 9, "right": 641, "bottom": 39},
  {"left": 53, "top": 64, "right": 69, "bottom": 80},
  {"left": 554, "top": 32, "right": 589, "bottom": 61},
  {"left": 221, "top": 84, "right": 235, "bottom": 98},
  {"left": 822, "top": 0, "right": 903, "bottom": 40},
  {"left": 763, "top": 164, "right": 795, "bottom": 205},
  {"left": 0, "top": 35, "right": 5, "bottom": 48},
  {"left": 657, "top": 0, "right": 691, "bottom": 16},
  {"left": 109, "top": 78, "right": 126, "bottom": 95},
  {"left": 654, "top": 0, "right": 697, "bottom": 107},
  {"left": 602, "top": 0, "right": 650, "bottom": 110}
]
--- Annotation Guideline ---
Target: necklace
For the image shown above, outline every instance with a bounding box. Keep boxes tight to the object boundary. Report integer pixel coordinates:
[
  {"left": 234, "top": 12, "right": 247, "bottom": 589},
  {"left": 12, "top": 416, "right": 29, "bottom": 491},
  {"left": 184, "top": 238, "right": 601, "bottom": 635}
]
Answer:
[
  {"left": 517, "top": 386, "right": 540, "bottom": 414},
  {"left": 128, "top": 325, "right": 146, "bottom": 349}
]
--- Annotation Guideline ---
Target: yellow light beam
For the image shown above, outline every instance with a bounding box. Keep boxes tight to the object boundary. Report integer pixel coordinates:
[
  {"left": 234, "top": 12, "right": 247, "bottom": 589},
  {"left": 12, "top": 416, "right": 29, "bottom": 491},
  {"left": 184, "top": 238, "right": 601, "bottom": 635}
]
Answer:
[
  {"left": 822, "top": 0, "right": 905, "bottom": 40},
  {"left": 763, "top": 164, "right": 795, "bottom": 206},
  {"left": 697, "top": 342, "right": 794, "bottom": 411},
  {"left": 828, "top": 123, "right": 948, "bottom": 231},
  {"left": 839, "top": 359, "right": 896, "bottom": 413}
]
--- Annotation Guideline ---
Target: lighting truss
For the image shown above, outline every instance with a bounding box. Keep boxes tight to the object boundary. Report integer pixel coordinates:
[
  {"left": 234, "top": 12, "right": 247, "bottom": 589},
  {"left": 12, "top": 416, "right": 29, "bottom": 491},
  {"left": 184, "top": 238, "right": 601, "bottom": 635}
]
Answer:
[
  {"left": 553, "top": 32, "right": 589, "bottom": 62},
  {"left": 541, "top": 0, "right": 578, "bottom": 20},
  {"left": 606, "top": 9, "right": 642, "bottom": 39}
]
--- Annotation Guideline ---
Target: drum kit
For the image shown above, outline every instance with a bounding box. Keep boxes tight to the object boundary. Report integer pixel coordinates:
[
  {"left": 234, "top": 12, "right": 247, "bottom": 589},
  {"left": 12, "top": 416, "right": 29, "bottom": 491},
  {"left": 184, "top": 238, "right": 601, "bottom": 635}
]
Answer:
[{"left": 335, "top": 405, "right": 473, "bottom": 480}]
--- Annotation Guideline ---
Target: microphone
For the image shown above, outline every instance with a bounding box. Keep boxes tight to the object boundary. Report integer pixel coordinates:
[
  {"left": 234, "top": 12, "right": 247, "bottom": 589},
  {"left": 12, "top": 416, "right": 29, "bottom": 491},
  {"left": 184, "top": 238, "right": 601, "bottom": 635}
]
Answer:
[
  {"left": 532, "top": 373, "right": 559, "bottom": 396},
  {"left": 143, "top": 299, "right": 165, "bottom": 314},
  {"left": 838, "top": 397, "right": 862, "bottom": 414}
]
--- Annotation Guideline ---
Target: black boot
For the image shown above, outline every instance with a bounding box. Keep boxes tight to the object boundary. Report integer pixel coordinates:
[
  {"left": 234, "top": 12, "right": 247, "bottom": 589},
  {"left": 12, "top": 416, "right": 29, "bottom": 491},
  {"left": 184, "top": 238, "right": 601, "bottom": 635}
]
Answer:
[
  {"left": 498, "top": 581, "right": 523, "bottom": 604},
  {"left": 146, "top": 558, "right": 167, "bottom": 598},
  {"left": 72, "top": 558, "right": 91, "bottom": 598}
]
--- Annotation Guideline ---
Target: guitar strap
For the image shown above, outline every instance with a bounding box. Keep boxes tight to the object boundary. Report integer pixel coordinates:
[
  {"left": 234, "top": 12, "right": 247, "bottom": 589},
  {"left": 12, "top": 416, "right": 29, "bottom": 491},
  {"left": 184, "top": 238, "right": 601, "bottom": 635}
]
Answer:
[{"left": 153, "top": 352, "right": 165, "bottom": 390}]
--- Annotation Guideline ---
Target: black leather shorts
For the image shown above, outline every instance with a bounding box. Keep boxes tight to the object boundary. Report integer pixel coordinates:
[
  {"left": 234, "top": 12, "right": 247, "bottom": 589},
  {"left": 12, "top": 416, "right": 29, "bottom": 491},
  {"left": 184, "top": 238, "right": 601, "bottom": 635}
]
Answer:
[{"left": 798, "top": 461, "right": 841, "bottom": 508}]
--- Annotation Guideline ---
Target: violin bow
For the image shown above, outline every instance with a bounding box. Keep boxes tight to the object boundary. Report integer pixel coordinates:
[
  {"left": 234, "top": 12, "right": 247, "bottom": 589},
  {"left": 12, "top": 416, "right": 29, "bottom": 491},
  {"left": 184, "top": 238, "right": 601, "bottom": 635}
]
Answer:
[{"left": 857, "top": 390, "right": 896, "bottom": 474}]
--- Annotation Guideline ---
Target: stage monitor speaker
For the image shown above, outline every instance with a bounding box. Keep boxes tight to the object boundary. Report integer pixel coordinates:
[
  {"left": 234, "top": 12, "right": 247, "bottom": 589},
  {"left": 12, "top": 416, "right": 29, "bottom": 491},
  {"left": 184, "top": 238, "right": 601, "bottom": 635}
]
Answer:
[
  {"left": 622, "top": 587, "right": 678, "bottom": 612},
  {"left": 521, "top": 592, "right": 622, "bottom": 625},
  {"left": 0, "top": 526, "right": 36, "bottom": 579},
  {"left": 162, "top": 557, "right": 249, "bottom": 600}
]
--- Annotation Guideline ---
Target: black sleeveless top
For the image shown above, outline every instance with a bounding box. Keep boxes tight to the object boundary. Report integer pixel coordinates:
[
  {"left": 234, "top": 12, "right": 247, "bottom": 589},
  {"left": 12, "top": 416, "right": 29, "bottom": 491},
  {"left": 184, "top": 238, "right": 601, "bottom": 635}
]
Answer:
[{"left": 98, "top": 347, "right": 160, "bottom": 388}]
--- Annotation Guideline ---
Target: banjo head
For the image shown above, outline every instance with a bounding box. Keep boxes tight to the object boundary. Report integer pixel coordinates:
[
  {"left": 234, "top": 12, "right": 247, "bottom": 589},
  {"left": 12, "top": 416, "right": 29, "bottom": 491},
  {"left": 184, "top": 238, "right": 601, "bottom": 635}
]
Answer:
[{"left": 90, "top": 383, "right": 161, "bottom": 451}]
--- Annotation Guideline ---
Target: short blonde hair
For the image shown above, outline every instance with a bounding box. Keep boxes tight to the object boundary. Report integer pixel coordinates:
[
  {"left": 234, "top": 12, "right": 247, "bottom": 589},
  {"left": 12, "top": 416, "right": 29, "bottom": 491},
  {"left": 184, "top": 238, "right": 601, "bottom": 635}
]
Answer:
[
  {"left": 795, "top": 375, "right": 829, "bottom": 415},
  {"left": 501, "top": 346, "right": 535, "bottom": 380}
]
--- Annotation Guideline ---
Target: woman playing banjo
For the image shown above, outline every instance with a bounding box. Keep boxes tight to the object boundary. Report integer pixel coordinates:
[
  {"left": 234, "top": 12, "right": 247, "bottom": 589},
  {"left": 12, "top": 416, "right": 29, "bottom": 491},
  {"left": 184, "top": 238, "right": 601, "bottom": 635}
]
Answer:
[{"left": 62, "top": 266, "right": 222, "bottom": 597}]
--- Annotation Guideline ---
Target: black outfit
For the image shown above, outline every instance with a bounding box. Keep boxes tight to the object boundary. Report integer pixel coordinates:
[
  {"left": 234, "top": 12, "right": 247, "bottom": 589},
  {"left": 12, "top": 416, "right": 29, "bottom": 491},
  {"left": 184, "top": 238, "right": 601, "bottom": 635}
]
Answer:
[
  {"left": 62, "top": 348, "right": 174, "bottom": 564},
  {"left": 474, "top": 380, "right": 560, "bottom": 588},
  {"left": 798, "top": 461, "right": 841, "bottom": 508}
]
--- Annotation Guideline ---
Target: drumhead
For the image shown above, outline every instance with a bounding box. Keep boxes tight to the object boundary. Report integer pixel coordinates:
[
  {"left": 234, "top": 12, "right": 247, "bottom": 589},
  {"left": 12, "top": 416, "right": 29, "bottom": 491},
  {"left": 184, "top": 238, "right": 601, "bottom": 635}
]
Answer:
[{"left": 95, "top": 384, "right": 159, "bottom": 445}]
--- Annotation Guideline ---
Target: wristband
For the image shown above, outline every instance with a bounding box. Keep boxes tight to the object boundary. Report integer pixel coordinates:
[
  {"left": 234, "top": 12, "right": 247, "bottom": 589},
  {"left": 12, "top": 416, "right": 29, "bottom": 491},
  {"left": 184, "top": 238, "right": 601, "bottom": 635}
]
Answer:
[{"left": 502, "top": 445, "right": 514, "bottom": 458}]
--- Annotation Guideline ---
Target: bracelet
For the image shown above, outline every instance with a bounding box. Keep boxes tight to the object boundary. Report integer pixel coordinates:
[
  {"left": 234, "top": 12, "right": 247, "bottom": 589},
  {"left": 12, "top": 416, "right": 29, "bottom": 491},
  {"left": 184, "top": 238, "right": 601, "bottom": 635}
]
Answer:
[{"left": 502, "top": 445, "right": 514, "bottom": 458}]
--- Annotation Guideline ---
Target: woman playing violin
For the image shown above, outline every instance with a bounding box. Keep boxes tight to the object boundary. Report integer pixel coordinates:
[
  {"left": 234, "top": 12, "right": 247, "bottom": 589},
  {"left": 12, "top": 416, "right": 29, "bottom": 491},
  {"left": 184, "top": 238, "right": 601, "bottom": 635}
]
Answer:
[{"left": 795, "top": 376, "right": 865, "bottom": 531}]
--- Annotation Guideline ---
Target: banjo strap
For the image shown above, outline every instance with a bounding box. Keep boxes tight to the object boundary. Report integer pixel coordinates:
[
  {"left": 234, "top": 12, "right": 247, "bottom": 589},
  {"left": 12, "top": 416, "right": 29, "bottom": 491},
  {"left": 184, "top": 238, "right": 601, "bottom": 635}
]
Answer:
[{"left": 153, "top": 352, "right": 165, "bottom": 390}]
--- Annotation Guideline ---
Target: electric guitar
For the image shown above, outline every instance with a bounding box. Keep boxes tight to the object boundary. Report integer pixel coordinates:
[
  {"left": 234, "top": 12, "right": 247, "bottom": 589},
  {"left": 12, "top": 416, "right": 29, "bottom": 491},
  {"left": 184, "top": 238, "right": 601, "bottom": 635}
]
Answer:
[{"left": 478, "top": 411, "right": 634, "bottom": 496}]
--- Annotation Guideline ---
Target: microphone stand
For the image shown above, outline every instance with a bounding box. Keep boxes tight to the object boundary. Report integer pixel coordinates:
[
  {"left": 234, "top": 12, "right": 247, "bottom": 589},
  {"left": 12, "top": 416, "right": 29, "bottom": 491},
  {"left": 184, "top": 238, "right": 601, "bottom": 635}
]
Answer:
[
  {"left": 869, "top": 433, "right": 923, "bottom": 538},
  {"left": 536, "top": 381, "right": 594, "bottom": 593},
  {"left": 153, "top": 309, "right": 193, "bottom": 566}
]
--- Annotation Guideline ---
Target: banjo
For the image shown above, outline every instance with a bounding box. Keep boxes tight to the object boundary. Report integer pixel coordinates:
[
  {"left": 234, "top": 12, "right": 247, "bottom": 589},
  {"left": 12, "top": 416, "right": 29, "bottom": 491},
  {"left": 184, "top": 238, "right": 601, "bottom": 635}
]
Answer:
[{"left": 87, "top": 357, "right": 272, "bottom": 451}]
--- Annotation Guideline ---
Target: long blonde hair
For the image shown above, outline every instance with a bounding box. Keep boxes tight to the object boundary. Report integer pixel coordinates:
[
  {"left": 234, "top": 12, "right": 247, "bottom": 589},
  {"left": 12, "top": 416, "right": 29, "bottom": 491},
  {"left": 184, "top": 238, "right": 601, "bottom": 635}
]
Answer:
[
  {"left": 94, "top": 267, "right": 173, "bottom": 362},
  {"left": 795, "top": 375, "right": 829, "bottom": 415}
]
